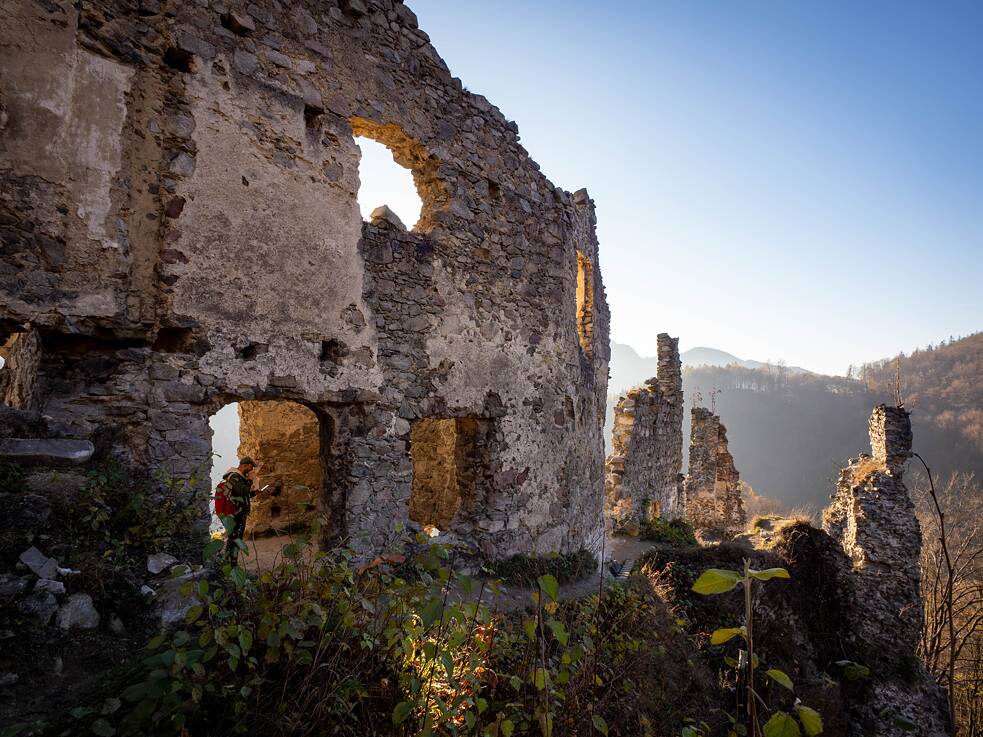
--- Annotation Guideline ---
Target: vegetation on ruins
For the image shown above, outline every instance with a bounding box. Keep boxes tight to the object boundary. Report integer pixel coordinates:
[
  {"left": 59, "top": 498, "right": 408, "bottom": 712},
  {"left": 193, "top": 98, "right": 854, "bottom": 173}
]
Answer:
[
  {"left": 687, "top": 562, "right": 822, "bottom": 737},
  {"left": 636, "top": 518, "right": 697, "bottom": 547},
  {"left": 2, "top": 450, "right": 972, "bottom": 737},
  {"left": 31, "top": 529, "right": 702, "bottom": 737},
  {"left": 483, "top": 549, "right": 598, "bottom": 588}
]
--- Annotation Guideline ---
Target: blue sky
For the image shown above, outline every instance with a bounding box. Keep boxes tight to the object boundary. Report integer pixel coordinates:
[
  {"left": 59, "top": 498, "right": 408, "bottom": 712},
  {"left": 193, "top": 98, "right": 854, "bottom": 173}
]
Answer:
[{"left": 388, "top": 0, "right": 983, "bottom": 375}]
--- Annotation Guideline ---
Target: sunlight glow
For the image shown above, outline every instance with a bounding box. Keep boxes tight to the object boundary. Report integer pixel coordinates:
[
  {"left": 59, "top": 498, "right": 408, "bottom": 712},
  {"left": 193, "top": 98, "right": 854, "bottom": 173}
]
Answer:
[{"left": 355, "top": 136, "right": 423, "bottom": 228}]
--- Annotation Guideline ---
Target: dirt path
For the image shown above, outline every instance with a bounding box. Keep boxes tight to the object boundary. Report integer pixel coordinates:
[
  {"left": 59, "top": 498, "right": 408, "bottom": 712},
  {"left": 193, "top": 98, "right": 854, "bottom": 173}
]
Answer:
[{"left": 236, "top": 532, "right": 662, "bottom": 611}]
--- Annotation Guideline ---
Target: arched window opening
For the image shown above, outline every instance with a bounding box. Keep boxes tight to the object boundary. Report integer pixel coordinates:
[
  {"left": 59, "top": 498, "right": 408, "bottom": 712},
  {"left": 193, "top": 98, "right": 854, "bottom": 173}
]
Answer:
[
  {"left": 208, "top": 400, "right": 328, "bottom": 567},
  {"left": 576, "top": 251, "right": 595, "bottom": 355},
  {"left": 354, "top": 136, "right": 423, "bottom": 229}
]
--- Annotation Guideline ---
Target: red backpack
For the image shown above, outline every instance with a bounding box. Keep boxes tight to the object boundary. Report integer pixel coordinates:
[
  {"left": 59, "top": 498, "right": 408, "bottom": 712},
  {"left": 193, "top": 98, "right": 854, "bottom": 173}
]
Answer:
[{"left": 214, "top": 479, "right": 236, "bottom": 517}]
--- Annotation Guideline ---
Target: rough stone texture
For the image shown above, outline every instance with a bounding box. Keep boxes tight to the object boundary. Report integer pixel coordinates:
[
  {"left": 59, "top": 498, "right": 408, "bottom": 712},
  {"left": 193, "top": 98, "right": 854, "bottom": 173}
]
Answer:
[
  {"left": 155, "top": 569, "right": 209, "bottom": 628},
  {"left": 822, "top": 404, "right": 949, "bottom": 736},
  {"left": 0, "top": 328, "right": 40, "bottom": 409},
  {"left": 146, "top": 552, "right": 178, "bottom": 575},
  {"left": 0, "top": 405, "right": 41, "bottom": 439},
  {"left": 55, "top": 593, "right": 100, "bottom": 630},
  {"left": 17, "top": 590, "right": 57, "bottom": 626},
  {"left": 0, "top": 0, "right": 610, "bottom": 559},
  {"left": 236, "top": 400, "right": 321, "bottom": 535},
  {"left": 604, "top": 334, "right": 683, "bottom": 525},
  {"left": 34, "top": 578, "right": 65, "bottom": 595},
  {"left": 824, "top": 405, "right": 920, "bottom": 649},
  {"left": 18, "top": 546, "right": 58, "bottom": 579},
  {"left": 0, "top": 439, "right": 94, "bottom": 465},
  {"left": 683, "top": 408, "right": 746, "bottom": 531}
]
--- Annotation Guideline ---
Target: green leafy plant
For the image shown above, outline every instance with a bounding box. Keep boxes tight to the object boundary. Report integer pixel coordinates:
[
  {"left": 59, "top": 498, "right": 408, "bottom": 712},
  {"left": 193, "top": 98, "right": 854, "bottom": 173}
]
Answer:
[
  {"left": 689, "top": 560, "right": 823, "bottom": 737},
  {"left": 638, "top": 518, "right": 698, "bottom": 546},
  {"left": 78, "top": 462, "right": 208, "bottom": 565},
  {"left": 484, "top": 548, "right": 597, "bottom": 587},
  {"left": 65, "top": 527, "right": 690, "bottom": 737}
]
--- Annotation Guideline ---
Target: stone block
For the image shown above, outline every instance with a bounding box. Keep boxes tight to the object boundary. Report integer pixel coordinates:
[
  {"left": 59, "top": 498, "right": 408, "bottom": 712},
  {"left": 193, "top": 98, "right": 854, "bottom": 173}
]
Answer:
[
  {"left": 19, "top": 546, "right": 59, "bottom": 579},
  {"left": 17, "top": 591, "right": 57, "bottom": 626},
  {"left": 0, "top": 439, "right": 94, "bottom": 465},
  {"left": 56, "top": 593, "right": 100, "bottom": 630}
]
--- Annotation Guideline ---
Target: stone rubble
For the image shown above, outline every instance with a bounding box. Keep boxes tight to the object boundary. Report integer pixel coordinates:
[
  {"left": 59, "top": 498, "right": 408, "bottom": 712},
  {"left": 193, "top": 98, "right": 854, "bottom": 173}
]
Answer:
[
  {"left": 154, "top": 569, "right": 210, "bottom": 628},
  {"left": 34, "top": 578, "right": 66, "bottom": 595},
  {"left": 55, "top": 593, "right": 101, "bottom": 630},
  {"left": 17, "top": 590, "right": 58, "bottom": 626},
  {"left": 18, "top": 546, "right": 59, "bottom": 579},
  {"left": 146, "top": 553, "right": 179, "bottom": 575}
]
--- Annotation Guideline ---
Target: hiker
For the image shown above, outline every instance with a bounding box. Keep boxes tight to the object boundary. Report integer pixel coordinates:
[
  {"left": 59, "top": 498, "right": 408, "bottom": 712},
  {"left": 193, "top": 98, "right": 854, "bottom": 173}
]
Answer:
[{"left": 215, "top": 456, "right": 257, "bottom": 565}]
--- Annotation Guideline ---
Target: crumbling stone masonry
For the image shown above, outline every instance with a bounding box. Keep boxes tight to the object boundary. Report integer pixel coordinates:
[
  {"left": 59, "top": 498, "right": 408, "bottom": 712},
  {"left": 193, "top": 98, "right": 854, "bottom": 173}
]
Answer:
[
  {"left": 823, "top": 405, "right": 921, "bottom": 660},
  {"left": 236, "top": 401, "right": 322, "bottom": 536},
  {"left": 604, "top": 334, "right": 684, "bottom": 525},
  {"left": 0, "top": 0, "right": 611, "bottom": 559},
  {"left": 683, "top": 407, "right": 746, "bottom": 531},
  {"left": 822, "top": 405, "right": 949, "bottom": 735}
]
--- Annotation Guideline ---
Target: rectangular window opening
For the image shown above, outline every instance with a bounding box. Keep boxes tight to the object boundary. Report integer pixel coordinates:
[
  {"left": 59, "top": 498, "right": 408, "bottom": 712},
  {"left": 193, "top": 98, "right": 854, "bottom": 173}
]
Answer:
[
  {"left": 409, "top": 417, "right": 488, "bottom": 532},
  {"left": 576, "top": 251, "right": 594, "bottom": 355}
]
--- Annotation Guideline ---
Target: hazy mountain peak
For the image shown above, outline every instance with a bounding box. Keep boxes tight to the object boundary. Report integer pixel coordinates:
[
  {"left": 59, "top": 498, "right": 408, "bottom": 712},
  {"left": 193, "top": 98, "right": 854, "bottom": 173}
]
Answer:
[{"left": 609, "top": 341, "right": 811, "bottom": 394}]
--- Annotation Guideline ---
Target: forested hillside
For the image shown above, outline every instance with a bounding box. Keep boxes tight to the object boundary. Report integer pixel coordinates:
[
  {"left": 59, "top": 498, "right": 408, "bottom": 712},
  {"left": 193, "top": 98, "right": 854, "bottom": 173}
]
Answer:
[
  {"left": 607, "top": 334, "right": 983, "bottom": 511},
  {"left": 857, "top": 332, "right": 983, "bottom": 454}
]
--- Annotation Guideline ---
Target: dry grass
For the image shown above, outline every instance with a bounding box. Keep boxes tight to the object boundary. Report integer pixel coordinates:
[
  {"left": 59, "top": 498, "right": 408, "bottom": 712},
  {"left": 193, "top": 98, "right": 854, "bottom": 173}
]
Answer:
[{"left": 852, "top": 457, "right": 885, "bottom": 483}]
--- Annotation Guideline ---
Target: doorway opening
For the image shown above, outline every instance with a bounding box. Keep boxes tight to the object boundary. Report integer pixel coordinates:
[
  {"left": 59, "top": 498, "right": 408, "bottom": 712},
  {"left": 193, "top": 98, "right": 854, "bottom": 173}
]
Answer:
[
  {"left": 408, "top": 417, "right": 490, "bottom": 533},
  {"left": 208, "top": 400, "right": 326, "bottom": 538}
]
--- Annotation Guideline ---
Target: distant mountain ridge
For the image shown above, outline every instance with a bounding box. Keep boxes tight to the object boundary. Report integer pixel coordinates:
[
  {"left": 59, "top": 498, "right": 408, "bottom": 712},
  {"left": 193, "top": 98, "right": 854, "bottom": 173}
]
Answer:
[{"left": 610, "top": 341, "right": 811, "bottom": 394}]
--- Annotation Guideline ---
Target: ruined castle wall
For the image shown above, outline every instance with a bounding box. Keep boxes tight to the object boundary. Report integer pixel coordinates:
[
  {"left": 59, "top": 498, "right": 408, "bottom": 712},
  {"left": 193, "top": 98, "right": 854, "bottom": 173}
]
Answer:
[
  {"left": 684, "top": 407, "right": 745, "bottom": 531},
  {"left": 823, "top": 405, "right": 922, "bottom": 653},
  {"left": 822, "top": 405, "right": 949, "bottom": 735},
  {"left": 236, "top": 401, "right": 321, "bottom": 536},
  {"left": 0, "top": 0, "right": 610, "bottom": 559},
  {"left": 605, "top": 334, "right": 683, "bottom": 525}
]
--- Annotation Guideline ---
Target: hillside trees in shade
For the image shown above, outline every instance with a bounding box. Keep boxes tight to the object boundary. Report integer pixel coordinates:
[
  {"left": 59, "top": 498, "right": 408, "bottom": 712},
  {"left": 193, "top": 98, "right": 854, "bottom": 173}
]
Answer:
[{"left": 914, "top": 472, "right": 983, "bottom": 737}]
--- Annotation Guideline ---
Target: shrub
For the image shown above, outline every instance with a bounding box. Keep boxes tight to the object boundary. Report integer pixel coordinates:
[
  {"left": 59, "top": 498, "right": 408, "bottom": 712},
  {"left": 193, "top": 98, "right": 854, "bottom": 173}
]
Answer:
[
  {"left": 484, "top": 548, "right": 598, "bottom": 587},
  {"left": 638, "top": 518, "right": 697, "bottom": 546},
  {"left": 51, "top": 535, "right": 703, "bottom": 737}
]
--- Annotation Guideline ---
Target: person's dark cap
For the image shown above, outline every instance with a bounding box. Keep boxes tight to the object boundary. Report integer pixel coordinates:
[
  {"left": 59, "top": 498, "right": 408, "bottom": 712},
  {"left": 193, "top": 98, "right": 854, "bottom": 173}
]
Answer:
[{"left": 239, "top": 456, "right": 255, "bottom": 467}]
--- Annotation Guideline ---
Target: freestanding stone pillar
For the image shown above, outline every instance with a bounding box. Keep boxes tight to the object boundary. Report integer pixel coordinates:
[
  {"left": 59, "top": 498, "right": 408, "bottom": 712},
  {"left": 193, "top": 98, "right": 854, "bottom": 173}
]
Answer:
[{"left": 605, "top": 334, "right": 684, "bottom": 527}]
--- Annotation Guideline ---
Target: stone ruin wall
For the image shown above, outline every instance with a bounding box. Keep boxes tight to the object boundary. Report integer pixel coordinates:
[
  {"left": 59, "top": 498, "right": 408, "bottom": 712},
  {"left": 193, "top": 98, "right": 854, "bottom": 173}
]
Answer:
[
  {"left": 604, "top": 334, "right": 684, "bottom": 526},
  {"left": 0, "top": 0, "right": 611, "bottom": 559},
  {"left": 822, "top": 404, "right": 949, "bottom": 735},
  {"left": 683, "top": 407, "right": 746, "bottom": 531},
  {"left": 236, "top": 401, "right": 322, "bottom": 536},
  {"left": 823, "top": 405, "right": 922, "bottom": 658}
]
